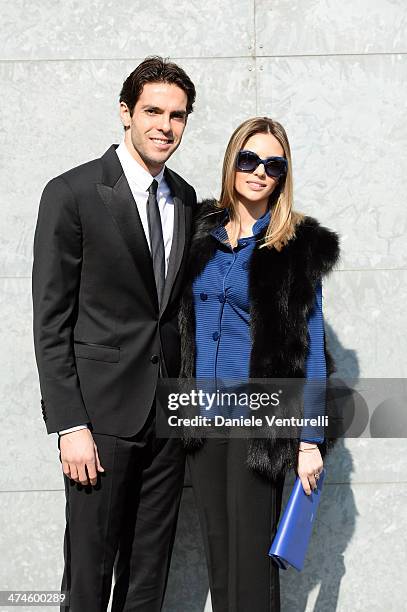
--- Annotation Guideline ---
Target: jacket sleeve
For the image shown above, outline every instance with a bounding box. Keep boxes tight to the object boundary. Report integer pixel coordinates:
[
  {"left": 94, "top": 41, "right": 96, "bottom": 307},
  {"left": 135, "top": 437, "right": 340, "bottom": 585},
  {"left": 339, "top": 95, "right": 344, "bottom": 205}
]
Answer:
[
  {"left": 301, "top": 280, "right": 326, "bottom": 443},
  {"left": 32, "top": 176, "right": 90, "bottom": 434}
]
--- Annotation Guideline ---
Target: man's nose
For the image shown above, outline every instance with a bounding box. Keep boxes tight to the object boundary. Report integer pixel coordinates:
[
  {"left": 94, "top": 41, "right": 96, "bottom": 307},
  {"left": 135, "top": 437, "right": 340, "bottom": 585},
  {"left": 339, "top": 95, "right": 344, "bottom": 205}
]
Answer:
[{"left": 158, "top": 113, "right": 171, "bottom": 133}]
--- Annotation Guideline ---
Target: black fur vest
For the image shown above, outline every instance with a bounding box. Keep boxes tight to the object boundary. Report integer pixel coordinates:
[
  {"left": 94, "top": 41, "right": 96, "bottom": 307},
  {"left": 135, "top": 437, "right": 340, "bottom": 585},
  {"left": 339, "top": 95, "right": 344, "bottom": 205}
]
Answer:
[{"left": 178, "top": 198, "right": 341, "bottom": 481}]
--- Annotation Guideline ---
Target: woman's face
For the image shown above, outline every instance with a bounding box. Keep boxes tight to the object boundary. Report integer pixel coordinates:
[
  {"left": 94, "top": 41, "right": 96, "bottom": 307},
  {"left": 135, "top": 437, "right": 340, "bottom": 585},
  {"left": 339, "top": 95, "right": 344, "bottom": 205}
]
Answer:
[{"left": 234, "top": 132, "right": 285, "bottom": 206}]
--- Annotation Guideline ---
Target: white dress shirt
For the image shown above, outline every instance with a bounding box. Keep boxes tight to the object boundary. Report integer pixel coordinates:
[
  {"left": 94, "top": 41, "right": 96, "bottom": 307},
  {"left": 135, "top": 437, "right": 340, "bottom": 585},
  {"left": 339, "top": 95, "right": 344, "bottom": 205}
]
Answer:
[{"left": 59, "top": 141, "right": 174, "bottom": 436}]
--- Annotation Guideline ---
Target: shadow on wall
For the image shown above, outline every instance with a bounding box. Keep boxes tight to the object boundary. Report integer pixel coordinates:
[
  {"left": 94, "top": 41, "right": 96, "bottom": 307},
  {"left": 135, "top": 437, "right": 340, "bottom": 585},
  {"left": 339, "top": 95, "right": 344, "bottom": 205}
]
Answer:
[
  {"left": 164, "top": 322, "right": 359, "bottom": 612},
  {"left": 281, "top": 322, "right": 359, "bottom": 611}
]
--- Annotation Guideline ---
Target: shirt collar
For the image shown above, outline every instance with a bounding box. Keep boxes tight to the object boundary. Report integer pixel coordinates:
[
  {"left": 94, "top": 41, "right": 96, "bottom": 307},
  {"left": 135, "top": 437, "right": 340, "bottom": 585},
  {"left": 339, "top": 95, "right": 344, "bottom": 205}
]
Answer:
[
  {"left": 116, "top": 140, "right": 166, "bottom": 192},
  {"left": 211, "top": 207, "right": 271, "bottom": 241}
]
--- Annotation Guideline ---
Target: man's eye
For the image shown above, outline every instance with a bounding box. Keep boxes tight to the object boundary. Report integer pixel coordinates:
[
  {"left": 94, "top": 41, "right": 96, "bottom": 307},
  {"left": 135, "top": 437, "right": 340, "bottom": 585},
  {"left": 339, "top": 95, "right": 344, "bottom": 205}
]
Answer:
[{"left": 146, "top": 109, "right": 157, "bottom": 114}]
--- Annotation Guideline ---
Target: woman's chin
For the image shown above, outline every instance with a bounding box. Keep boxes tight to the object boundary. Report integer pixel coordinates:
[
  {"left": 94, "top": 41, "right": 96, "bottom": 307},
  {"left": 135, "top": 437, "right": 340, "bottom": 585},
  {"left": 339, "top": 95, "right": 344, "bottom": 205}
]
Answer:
[{"left": 237, "top": 190, "right": 270, "bottom": 205}]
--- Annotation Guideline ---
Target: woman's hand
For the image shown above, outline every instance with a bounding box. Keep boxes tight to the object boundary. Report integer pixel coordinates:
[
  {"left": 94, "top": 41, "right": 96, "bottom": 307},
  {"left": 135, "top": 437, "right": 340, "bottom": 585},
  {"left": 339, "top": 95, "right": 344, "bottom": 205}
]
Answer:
[{"left": 297, "top": 441, "right": 323, "bottom": 496}]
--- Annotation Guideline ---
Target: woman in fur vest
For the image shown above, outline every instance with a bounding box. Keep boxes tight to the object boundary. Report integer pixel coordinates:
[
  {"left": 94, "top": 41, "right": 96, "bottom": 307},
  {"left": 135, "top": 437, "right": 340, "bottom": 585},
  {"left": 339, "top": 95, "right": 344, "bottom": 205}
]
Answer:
[{"left": 178, "top": 116, "right": 340, "bottom": 612}]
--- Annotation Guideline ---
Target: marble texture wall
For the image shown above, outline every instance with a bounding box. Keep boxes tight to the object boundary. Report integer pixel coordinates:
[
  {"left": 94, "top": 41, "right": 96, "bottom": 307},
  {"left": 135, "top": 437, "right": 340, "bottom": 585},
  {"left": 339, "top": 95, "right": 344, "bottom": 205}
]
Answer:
[{"left": 1, "top": 1, "right": 406, "bottom": 610}]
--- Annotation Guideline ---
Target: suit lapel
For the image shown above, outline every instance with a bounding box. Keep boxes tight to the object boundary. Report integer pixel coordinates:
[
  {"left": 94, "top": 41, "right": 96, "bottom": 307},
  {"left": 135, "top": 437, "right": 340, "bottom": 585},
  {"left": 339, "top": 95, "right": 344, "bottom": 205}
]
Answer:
[
  {"left": 161, "top": 168, "right": 186, "bottom": 315},
  {"left": 97, "top": 146, "right": 188, "bottom": 315},
  {"left": 97, "top": 145, "right": 158, "bottom": 309}
]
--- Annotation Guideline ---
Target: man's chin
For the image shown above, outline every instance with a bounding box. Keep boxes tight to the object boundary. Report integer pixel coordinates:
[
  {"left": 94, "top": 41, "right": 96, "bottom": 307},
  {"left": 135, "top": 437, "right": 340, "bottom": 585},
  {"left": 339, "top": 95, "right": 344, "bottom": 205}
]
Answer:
[{"left": 146, "top": 148, "right": 176, "bottom": 167}]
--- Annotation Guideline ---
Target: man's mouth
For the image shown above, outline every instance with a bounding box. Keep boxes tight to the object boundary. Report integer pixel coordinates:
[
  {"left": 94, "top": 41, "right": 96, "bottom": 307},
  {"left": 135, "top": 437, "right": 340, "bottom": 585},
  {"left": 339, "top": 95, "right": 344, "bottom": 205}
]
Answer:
[{"left": 150, "top": 137, "right": 173, "bottom": 145}]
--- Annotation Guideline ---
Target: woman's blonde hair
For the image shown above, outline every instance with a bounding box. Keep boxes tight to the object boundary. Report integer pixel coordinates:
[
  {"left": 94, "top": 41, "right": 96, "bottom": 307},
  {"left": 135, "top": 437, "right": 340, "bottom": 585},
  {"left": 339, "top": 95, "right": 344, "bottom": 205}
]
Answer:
[{"left": 217, "top": 117, "right": 304, "bottom": 250}]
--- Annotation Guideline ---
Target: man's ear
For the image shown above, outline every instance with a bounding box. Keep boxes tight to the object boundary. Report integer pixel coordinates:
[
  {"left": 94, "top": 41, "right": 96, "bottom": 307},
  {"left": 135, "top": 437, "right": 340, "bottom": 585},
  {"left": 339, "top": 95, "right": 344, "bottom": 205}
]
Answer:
[{"left": 119, "top": 102, "right": 131, "bottom": 130}]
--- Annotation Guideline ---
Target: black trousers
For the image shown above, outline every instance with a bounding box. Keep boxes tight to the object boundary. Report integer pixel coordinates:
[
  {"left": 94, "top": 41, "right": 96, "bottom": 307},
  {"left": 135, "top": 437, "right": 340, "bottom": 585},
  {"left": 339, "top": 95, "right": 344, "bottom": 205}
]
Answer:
[
  {"left": 187, "top": 437, "right": 285, "bottom": 612},
  {"left": 59, "top": 406, "right": 185, "bottom": 612}
]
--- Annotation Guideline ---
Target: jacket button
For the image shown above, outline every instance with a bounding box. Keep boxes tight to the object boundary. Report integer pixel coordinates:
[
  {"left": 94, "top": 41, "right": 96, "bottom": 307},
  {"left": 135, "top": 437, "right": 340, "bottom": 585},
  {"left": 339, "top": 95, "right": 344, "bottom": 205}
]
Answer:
[
  {"left": 150, "top": 354, "right": 159, "bottom": 364},
  {"left": 200, "top": 293, "right": 208, "bottom": 301},
  {"left": 218, "top": 293, "right": 226, "bottom": 303},
  {"left": 212, "top": 332, "right": 220, "bottom": 341}
]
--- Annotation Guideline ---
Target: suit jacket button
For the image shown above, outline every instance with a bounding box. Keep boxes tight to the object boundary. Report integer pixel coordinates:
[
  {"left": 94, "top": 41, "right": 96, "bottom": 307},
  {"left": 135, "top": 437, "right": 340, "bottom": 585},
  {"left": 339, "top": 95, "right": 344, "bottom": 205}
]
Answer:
[{"left": 150, "top": 354, "right": 159, "bottom": 364}]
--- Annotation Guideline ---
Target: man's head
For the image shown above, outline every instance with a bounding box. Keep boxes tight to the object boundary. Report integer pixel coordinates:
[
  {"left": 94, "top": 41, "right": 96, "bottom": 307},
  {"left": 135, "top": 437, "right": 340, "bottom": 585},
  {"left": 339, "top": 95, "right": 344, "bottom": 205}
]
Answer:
[{"left": 119, "top": 56, "right": 196, "bottom": 175}]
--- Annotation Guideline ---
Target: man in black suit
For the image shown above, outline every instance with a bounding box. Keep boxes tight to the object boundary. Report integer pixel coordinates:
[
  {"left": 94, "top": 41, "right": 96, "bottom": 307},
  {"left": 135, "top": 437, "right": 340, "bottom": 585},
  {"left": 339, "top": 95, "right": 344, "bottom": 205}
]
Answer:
[{"left": 32, "top": 56, "right": 197, "bottom": 611}]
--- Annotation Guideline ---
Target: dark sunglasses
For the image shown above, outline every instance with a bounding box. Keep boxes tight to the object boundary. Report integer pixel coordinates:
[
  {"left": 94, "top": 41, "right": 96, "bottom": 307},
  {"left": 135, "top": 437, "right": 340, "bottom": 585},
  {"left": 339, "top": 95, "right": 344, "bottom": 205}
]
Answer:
[{"left": 236, "top": 150, "right": 288, "bottom": 180}]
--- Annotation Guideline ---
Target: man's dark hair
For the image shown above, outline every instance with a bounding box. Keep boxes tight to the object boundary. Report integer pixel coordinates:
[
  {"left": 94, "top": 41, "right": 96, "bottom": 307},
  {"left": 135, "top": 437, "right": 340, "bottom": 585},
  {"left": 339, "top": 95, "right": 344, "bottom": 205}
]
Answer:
[{"left": 120, "top": 55, "right": 196, "bottom": 116}]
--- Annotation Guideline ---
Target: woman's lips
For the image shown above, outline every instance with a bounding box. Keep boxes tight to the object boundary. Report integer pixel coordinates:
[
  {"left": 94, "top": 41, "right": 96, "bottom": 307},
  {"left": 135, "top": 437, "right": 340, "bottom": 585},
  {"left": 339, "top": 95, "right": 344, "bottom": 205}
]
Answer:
[{"left": 246, "top": 181, "right": 267, "bottom": 191}]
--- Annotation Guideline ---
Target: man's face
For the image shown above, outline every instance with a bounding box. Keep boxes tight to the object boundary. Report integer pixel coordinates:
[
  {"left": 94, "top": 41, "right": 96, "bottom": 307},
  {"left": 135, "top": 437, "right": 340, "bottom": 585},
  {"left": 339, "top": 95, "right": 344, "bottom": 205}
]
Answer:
[{"left": 120, "top": 81, "right": 188, "bottom": 175}]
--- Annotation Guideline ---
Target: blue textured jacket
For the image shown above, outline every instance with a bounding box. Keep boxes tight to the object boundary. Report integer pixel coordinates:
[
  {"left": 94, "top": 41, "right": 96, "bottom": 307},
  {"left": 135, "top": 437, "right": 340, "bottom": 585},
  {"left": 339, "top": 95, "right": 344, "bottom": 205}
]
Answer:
[
  {"left": 179, "top": 199, "right": 340, "bottom": 481},
  {"left": 193, "top": 208, "right": 326, "bottom": 442}
]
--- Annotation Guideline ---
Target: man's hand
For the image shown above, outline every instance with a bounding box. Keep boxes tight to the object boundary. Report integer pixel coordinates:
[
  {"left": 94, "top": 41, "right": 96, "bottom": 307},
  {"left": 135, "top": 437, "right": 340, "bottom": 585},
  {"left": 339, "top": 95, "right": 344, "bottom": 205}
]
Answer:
[{"left": 59, "top": 428, "right": 104, "bottom": 486}]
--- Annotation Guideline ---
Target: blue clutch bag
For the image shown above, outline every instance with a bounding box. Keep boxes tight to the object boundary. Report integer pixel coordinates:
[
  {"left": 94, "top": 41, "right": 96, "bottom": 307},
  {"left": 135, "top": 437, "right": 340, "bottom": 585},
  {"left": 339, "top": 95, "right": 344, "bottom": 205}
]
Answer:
[{"left": 268, "top": 468, "right": 326, "bottom": 571}]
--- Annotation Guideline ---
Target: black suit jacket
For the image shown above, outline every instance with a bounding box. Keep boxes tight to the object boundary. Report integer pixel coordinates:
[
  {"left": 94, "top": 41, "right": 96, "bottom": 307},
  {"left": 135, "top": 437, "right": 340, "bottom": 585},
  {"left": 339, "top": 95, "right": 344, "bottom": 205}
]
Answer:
[{"left": 32, "top": 144, "right": 196, "bottom": 435}]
